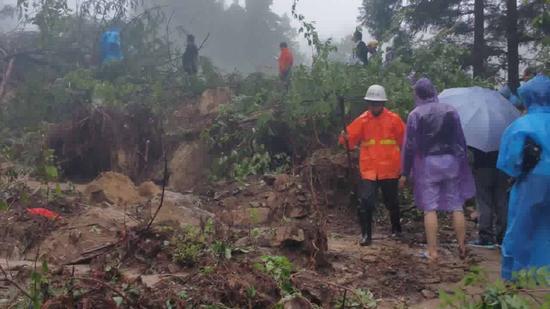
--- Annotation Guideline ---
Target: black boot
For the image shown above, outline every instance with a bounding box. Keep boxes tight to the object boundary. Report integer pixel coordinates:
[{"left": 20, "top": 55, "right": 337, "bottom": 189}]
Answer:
[
  {"left": 389, "top": 208, "right": 402, "bottom": 237},
  {"left": 360, "top": 233, "right": 372, "bottom": 246},
  {"left": 359, "top": 208, "right": 373, "bottom": 246}
]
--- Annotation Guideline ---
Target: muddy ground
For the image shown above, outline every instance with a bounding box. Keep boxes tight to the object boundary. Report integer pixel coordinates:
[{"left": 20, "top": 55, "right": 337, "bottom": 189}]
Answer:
[{"left": 0, "top": 163, "right": 502, "bottom": 308}]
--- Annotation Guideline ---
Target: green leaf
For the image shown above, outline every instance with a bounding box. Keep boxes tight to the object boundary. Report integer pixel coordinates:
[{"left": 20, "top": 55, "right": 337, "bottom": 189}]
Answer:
[
  {"left": 224, "top": 247, "right": 232, "bottom": 260},
  {"left": 31, "top": 271, "right": 42, "bottom": 283},
  {"left": 113, "top": 296, "right": 123, "bottom": 307},
  {"left": 45, "top": 165, "right": 58, "bottom": 180},
  {"left": 165, "top": 300, "right": 174, "bottom": 309},
  {"left": 55, "top": 184, "right": 62, "bottom": 195},
  {"left": 0, "top": 200, "right": 9, "bottom": 211},
  {"left": 178, "top": 291, "right": 188, "bottom": 300},
  {"left": 41, "top": 260, "right": 49, "bottom": 273}
]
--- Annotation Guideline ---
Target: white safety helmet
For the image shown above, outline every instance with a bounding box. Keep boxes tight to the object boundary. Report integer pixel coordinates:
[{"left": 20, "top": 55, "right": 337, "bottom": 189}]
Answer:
[{"left": 364, "top": 85, "right": 388, "bottom": 102}]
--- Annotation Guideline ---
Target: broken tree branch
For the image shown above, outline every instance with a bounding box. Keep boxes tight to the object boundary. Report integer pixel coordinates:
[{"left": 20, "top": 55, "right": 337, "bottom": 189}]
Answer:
[
  {"left": 145, "top": 123, "right": 168, "bottom": 232},
  {"left": 0, "top": 263, "right": 33, "bottom": 301},
  {"left": 198, "top": 32, "right": 210, "bottom": 51},
  {"left": 123, "top": 5, "right": 169, "bottom": 31},
  {"left": 65, "top": 241, "right": 120, "bottom": 265},
  {"left": 74, "top": 277, "right": 145, "bottom": 309}
]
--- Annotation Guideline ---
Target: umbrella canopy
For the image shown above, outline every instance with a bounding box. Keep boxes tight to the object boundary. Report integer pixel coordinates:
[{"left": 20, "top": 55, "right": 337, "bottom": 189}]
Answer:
[{"left": 439, "top": 86, "right": 521, "bottom": 152}]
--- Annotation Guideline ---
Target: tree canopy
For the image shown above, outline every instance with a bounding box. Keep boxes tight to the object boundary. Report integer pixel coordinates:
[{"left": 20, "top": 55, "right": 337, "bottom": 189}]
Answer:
[{"left": 359, "top": 0, "right": 549, "bottom": 82}]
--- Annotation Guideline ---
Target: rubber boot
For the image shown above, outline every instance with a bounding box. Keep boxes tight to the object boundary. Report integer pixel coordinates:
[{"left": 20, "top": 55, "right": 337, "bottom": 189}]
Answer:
[
  {"left": 359, "top": 209, "right": 373, "bottom": 246},
  {"left": 390, "top": 209, "right": 402, "bottom": 236}
]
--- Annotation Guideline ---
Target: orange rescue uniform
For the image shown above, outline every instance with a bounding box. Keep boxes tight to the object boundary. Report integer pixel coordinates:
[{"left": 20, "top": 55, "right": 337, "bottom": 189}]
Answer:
[
  {"left": 278, "top": 47, "right": 294, "bottom": 75},
  {"left": 340, "top": 108, "right": 405, "bottom": 180}
]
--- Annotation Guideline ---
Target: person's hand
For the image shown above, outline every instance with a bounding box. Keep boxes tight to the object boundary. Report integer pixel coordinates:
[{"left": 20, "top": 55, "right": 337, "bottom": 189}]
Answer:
[
  {"left": 341, "top": 130, "right": 348, "bottom": 140},
  {"left": 399, "top": 176, "right": 407, "bottom": 189}
]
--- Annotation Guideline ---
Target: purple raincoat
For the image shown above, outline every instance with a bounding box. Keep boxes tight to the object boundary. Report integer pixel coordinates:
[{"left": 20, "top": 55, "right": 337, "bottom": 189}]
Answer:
[{"left": 402, "top": 78, "right": 476, "bottom": 211}]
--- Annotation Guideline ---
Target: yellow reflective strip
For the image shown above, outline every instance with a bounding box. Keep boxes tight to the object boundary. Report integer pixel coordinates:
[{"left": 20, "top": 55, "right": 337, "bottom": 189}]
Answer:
[
  {"left": 379, "top": 139, "right": 397, "bottom": 145},
  {"left": 362, "top": 139, "right": 376, "bottom": 147}
]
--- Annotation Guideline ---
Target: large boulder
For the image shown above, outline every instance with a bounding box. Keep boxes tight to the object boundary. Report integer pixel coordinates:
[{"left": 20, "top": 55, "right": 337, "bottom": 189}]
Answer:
[
  {"left": 168, "top": 141, "right": 209, "bottom": 192},
  {"left": 198, "top": 87, "right": 232, "bottom": 116},
  {"left": 84, "top": 172, "right": 143, "bottom": 206}
]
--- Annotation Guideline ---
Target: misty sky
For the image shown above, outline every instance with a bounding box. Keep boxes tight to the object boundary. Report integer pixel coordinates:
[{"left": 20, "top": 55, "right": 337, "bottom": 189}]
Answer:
[
  {"left": 272, "top": 0, "right": 363, "bottom": 39},
  {"left": 1, "top": 0, "right": 364, "bottom": 40}
]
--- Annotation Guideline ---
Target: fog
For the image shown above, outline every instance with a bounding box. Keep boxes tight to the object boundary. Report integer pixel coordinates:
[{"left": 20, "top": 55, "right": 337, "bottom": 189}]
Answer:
[
  {"left": 0, "top": 0, "right": 364, "bottom": 71},
  {"left": 272, "top": 0, "right": 362, "bottom": 39},
  {"left": 0, "top": 0, "right": 18, "bottom": 32}
]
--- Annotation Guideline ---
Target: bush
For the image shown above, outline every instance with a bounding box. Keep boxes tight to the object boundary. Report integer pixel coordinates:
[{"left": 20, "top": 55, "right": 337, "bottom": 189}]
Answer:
[
  {"left": 255, "top": 255, "right": 295, "bottom": 296},
  {"left": 439, "top": 267, "right": 550, "bottom": 308}
]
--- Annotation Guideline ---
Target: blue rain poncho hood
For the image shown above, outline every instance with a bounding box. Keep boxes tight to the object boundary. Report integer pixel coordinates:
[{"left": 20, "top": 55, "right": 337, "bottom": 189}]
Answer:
[{"left": 518, "top": 74, "right": 550, "bottom": 110}]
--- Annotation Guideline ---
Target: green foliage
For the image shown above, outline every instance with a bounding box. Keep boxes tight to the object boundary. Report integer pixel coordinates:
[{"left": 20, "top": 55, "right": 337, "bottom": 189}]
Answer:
[
  {"left": 202, "top": 104, "right": 289, "bottom": 181},
  {"left": 231, "top": 149, "right": 271, "bottom": 181},
  {"left": 171, "top": 220, "right": 234, "bottom": 266},
  {"left": 256, "top": 255, "right": 295, "bottom": 296},
  {"left": 171, "top": 225, "right": 206, "bottom": 266},
  {"left": 204, "top": 18, "right": 489, "bottom": 181},
  {"left": 36, "top": 148, "right": 59, "bottom": 183},
  {"left": 359, "top": 0, "right": 547, "bottom": 77},
  {"left": 3, "top": 0, "right": 232, "bottom": 134},
  {"left": 113, "top": 296, "right": 124, "bottom": 307},
  {"left": 532, "top": 0, "right": 550, "bottom": 71},
  {"left": 209, "top": 240, "right": 232, "bottom": 261},
  {"left": 359, "top": 0, "right": 402, "bottom": 41},
  {"left": 0, "top": 200, "right": 8, "bottom": 211},
  {"left": 200, "top": 266, "right": 215, "bottom": 275},
  {"left": 172, "top": 239, "right": 202, "bottom": 266},
  {"left": 336, "top": 288, "right": 377, "bottom": 308},
  {"left": 26, "top": 260, "right": 51, "bottom": 309},
  {"left": 17, "top": 0, "right": 142, "bottom": 25},
  {"left": 291, "top": 2, "right": 321, "bottom": 51},
  {"left": 245, "top": 286, "right": 257, "bottom": 298},
  {"left": 439, "top": 267, "right": 550, "bottom": 308},
  {"left": 285, "top": 38, "right": 486, "bottom": 150}
]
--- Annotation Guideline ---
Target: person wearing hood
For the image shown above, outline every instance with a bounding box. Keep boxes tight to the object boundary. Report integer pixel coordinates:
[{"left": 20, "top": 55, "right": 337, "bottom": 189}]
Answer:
[
  {"left": 101, "top": 26, "right": 123, "bottom": 64},
  {"left": 497, "top": 74, "right": 550, "bottom": 280},
  {"left": 352, "top": 30, "right": 370, "bottom": 66},
  {"left": 182, "top": 35, "right": 199, "bottom": 75},
  {"left": 401, "top": 78, "right": 476, "bottom": 262},
  {"left": 339, "top": 84, "right": 405, "bottom": 246}
]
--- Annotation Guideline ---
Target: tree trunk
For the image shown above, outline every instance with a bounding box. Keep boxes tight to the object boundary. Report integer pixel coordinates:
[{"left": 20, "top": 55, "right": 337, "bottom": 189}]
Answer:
[
  {"left": 506, "top": 0, "right": 520, "bottom": 92},
  {"left": 0, "top": 57, "right": 15, "bottom": 103},
  {"left": 473, "top": 0, "right": 485, "bottom": 78}
]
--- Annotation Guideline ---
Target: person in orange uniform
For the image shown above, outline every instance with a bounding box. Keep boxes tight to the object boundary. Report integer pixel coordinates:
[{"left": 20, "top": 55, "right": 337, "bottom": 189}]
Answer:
[
  {"left": 278, "top": 42, "right": 294, "bottom": 86},
  {"left": 340, "top": 85, "right": 406, "bottom": 246}
]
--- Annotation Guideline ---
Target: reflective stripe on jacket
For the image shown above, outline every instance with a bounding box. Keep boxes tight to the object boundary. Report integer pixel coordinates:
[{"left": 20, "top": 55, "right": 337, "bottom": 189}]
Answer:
[{"left": 340, "top": 108, "right": 405, "bottom": 180}]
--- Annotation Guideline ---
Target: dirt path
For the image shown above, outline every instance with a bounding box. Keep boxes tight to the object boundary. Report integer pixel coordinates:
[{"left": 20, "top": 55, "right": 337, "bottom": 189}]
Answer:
[
  {"left": 323, "top": 206, "right": 503, "bottom": 308},
  {"left": 411, "top": 247, "right": 501, "bottom": 309}
]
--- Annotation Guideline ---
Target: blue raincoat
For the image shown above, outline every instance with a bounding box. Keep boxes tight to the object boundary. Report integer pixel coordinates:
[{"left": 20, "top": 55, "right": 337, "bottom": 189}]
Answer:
[
  {"left": 497, "top": 75, "right": 550, "bottom": 280},
  {"left": 101, "top": 27, "right": 123, "bottom": 64}
]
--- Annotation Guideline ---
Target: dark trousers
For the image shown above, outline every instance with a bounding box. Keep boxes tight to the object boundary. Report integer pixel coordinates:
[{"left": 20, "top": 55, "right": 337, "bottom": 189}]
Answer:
[
  {"left": 358, "top": 179, "right": 401, "bottom": 239},
  {"left": 280, "top": 68, "right": 292, "bottom": 91},
  {"left": 474, "top": 168, "right": 509, "bottom": 244}
]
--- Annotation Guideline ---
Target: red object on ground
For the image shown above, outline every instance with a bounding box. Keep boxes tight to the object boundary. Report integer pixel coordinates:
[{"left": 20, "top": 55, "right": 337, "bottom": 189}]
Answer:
[{"left": 26, "top": 208, "right": 61, "bottom": 220}]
